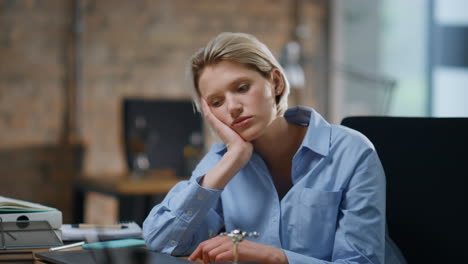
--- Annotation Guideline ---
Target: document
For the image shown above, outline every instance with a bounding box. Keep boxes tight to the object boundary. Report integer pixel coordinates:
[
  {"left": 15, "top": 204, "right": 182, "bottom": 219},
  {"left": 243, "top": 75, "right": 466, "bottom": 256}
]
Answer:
[
  {"left": 60, "top": 222, "right": 142, "bottom": 241},
  {"left": 0, "top": 197, "right": 56, "bottom": 213}
]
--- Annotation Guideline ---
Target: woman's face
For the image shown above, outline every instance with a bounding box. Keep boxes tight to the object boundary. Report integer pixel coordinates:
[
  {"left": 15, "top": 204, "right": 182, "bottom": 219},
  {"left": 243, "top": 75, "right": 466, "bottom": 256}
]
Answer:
[{"left": 198, "top": 60, "right": 281, "bottom": 141}]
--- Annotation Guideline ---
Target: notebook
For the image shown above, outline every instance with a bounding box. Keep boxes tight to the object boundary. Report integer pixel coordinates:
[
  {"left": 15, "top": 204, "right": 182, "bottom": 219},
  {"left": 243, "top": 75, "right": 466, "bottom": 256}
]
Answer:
[{"left": 35, "top": 247, "right": 193, "bottom": 264}]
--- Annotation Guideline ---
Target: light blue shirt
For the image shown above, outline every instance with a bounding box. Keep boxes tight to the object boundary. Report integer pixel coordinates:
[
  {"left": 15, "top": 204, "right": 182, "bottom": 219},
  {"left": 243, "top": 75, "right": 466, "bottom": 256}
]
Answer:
[{"left": 143, "top": 106, "right": 405, "bottom": 264}]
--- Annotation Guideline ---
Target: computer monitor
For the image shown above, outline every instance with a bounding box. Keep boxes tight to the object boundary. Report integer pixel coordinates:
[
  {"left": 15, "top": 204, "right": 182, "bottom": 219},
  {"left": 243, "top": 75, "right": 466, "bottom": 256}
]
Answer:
[{"left": 122, "top": 98, "right": 204, "bottom": 177}]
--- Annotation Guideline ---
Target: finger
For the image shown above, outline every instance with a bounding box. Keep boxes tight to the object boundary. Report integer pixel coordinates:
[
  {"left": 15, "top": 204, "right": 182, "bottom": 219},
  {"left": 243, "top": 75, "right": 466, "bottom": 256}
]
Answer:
[
  {"left": 201, "top": 99, "right": 222, "bottom": 132},
  {"left": 188, "top": 245, "right": 202, "bottom": 262},
  {"left": 201, "top": 98, "right": 240, "bottom": 145},
  {"left": 203, "top": 246, "right": 210, "bottom": 264},
  {"left": 207, "top": 241, "right": 232, "bottom": 262},
  {"left": 197, "top": 237, "right": 223, "bottom": 264},
  {"left": 201, "top": 99, "right": 226, "bottom": 132},
  {"left": 214, "top": 249, "right": 233, "bottom": 262},
  {"left": 200, "top": 97, "right": 210, "bottom": 114},
  {"left": 189, "top": 238, "right": 219, "bottom": 263},
  {"left": 201, "top": 98, "right": 216, "bottom": 123}
]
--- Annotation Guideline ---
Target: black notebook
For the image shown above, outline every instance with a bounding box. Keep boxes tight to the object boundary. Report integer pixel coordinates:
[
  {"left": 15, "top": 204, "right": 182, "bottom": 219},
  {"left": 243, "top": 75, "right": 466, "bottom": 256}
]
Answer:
[
  {"left": 36, "top": 247, "right": 261, "bottom": 264},
  {"left": 36, "top": 247, "right": 193, "bottom": 264}
]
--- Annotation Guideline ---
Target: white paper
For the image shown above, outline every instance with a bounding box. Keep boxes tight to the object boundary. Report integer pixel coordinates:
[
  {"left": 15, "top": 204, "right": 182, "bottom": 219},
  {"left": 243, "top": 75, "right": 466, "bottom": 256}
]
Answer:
[{"left": 60, "top": 222, "right": 143, "bottom": 241}]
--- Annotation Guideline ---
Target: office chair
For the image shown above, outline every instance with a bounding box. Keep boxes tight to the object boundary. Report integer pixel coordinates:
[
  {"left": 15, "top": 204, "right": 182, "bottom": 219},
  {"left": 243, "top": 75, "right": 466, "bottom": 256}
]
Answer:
[{"left": 341, "top": 116, "right": 468, "bottom": 263}]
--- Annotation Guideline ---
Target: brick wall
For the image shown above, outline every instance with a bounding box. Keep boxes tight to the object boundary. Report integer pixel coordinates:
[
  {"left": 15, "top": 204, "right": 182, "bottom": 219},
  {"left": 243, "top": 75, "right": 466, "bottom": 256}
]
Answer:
[
  {"left": 0, "top": 0, "right": 70, "bottom": 146},
  {"left": 0, "top": 0, "right": 326, "bottom": 176}
]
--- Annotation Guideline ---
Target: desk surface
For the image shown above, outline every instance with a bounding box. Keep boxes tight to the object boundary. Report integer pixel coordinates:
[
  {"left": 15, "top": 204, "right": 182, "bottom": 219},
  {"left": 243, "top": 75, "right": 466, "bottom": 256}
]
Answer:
[
  {"left": 77, "top": 170, "right": 186, "bottom": 195},
  {"left": 74, "top": 170, "right": 186, "bottom": 225}
]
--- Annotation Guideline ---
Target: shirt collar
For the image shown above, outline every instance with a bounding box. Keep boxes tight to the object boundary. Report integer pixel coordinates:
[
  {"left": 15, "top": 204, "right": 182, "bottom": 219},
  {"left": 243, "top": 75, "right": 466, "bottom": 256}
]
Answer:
[
  {"left": 284, "top": 106, "right": 331, "bottom": 157},
  {"left": 211, "top": 106, "right": 332, "bottom": 156}
]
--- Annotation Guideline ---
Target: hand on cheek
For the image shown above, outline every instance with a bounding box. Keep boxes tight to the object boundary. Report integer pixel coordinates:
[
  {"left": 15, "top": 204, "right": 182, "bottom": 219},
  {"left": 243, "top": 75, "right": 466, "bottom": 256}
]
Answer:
[
  {"left": 201, "top": 99, "right": 253, "bottom": 161},
  {"left": 201, "top": 98, "right": 241, "bottom": 144}
]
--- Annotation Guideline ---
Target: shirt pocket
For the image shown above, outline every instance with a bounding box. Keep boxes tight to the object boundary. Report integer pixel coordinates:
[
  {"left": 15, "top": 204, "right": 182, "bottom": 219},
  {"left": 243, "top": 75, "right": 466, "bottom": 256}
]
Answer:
[
  {"left": 287, "top": 188, "right": 343, "bottom": 258},
  {"left": 299, "top": 188, "right": 343, "bottom": 207}
]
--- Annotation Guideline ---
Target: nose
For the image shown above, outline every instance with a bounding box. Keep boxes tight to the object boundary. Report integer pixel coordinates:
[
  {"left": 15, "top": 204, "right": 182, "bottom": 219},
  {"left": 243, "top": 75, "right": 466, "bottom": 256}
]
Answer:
[{"left": 227, "top": 96, "right": 242, "bottom": 119}]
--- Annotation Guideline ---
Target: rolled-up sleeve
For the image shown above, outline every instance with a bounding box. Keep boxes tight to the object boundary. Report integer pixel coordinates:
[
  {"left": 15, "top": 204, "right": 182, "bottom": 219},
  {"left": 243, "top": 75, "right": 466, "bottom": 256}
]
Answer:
[{"left": 143, "top": 177, "right": 223, "bottom": 255}]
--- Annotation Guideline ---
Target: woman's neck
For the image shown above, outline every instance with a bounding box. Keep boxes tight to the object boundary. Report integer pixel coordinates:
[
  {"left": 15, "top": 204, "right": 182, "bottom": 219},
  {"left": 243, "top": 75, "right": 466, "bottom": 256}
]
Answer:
[{"left": 252, "top": 117, "right": 306, "bottom": 167}]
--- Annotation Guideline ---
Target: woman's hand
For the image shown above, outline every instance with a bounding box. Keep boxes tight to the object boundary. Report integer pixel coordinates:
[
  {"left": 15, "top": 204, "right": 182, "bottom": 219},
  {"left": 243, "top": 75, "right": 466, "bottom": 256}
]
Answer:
[
  {"left": 201, "top": 98, "right": 253, "bottom": 162},
  {"left": 199, "top": 99, "right": 253, "bottom": 189},
  {"left": 188, "top": 236, "right": 288, "bottom": 264}
]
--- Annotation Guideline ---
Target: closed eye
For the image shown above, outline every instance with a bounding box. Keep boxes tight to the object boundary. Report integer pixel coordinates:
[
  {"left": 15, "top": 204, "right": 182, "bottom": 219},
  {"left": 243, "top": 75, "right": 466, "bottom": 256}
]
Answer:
[
  {"left": 210, "top": 98, "right": 223, "bottom": 108},
  {"left": 237, "top": 84, "right": 250, "bottom": 93}
]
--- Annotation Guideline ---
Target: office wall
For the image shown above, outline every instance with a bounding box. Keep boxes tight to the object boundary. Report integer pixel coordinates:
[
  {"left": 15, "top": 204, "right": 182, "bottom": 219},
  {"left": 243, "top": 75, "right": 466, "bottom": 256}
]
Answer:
[
  {"left": 432, "top": 0, "right": 468, "bottom": 116},
  {"left": 0, "top": 0, "right": 69, "bottom": 146},
  {"left": 0, "top": 1, "right": 80, "bottom": 221},
  {"left": 0, "top": 0, "right": 327, "bottom": 177}
]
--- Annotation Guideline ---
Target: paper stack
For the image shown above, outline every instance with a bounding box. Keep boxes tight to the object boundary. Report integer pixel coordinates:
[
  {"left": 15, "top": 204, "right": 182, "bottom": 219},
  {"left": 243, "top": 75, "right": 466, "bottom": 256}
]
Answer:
[{"left": 60, "top": 222, "right": 143, "bottom": 241}]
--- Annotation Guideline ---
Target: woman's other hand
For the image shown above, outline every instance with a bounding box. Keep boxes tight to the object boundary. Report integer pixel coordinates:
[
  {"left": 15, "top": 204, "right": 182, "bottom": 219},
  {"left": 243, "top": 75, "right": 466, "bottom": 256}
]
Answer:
[{"left": 188, "top": 235, "right": 288, "bottom": 264}]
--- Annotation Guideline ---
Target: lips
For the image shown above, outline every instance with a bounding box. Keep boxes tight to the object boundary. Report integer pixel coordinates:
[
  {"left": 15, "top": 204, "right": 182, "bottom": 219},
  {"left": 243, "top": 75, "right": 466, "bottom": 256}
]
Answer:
[{"left": 232, "top": 116, "right": 253, "bottom": 128}]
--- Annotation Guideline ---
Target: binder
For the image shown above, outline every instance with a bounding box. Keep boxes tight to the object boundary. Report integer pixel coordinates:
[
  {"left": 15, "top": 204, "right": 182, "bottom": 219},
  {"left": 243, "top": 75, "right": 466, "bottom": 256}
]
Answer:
[
  {"left": 0, "top": 220, "right": 63, "bottom": 250},
  {"left": 0, "top": 210, "right": 62, "bottom": 229},
  {"left": 0, "top": 196, "right": 62, "bottom": 229},
  {"left": 0, "top": 220, "right": 63, "bottom": 262}
]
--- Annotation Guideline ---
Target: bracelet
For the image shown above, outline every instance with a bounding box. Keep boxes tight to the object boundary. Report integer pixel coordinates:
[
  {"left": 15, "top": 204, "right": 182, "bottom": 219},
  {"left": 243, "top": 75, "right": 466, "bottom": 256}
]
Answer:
[{"left": 220, "top": 229, "right": 259, "bottom": 263}]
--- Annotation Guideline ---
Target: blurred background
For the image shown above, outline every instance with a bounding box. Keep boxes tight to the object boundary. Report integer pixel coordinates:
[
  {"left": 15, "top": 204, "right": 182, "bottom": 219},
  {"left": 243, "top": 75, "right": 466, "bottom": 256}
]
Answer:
[{"left": 0, "top": 0, "right": 467, "bottom": 224}]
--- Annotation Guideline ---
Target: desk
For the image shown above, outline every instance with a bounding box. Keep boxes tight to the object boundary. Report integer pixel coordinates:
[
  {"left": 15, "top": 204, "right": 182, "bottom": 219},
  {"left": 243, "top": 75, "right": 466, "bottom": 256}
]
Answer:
[
  {"left": 0, "top": 248, "right": 49, "bottom": 263},
  {"left": 74, "top": 170, "right": 185, "bottom": 225}
]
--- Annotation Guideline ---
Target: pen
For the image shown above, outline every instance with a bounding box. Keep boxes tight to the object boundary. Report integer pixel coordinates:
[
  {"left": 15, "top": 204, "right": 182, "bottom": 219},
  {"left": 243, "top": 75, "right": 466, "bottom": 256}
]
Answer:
[
  {"left": 71, "top": 224, "right": 128, "bottom": 229},
  {"left": 50, "top": 241, "right": 85, "bottom": 251}
]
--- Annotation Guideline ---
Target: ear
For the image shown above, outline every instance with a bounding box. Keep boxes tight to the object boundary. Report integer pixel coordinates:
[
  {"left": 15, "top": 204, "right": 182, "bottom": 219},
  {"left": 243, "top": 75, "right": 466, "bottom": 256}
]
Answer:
[{"left": 271, "top": 68, "right": 285, "bottom": 96}]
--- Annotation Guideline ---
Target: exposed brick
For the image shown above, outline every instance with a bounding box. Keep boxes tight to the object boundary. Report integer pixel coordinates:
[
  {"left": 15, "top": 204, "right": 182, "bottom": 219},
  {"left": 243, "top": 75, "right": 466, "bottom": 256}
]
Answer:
[{"left": 1, "top": 0, "right": 326, "bottom": 177}]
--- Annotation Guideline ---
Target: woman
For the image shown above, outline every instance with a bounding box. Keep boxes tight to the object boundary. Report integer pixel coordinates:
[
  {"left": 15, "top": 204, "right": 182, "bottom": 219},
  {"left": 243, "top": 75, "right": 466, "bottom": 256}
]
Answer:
[{"left": 143, "top": 32, "right": 405, "bottom": 264}]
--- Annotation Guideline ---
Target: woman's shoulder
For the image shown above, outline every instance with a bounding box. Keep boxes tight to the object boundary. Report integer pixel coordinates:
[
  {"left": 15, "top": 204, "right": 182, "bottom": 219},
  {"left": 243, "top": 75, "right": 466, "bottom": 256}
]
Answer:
[
  {"left": 329, "top": 123, "right": 376, "bottom": 152},
  {"left": 292, "top": 106, "right": 376, "bottom": 153}
]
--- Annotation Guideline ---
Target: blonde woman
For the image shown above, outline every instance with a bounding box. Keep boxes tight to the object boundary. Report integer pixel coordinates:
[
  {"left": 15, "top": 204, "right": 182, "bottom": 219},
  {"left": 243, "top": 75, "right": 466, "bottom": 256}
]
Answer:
[{"left": 143, "top": 32, "right": 405, "bottom": 264}]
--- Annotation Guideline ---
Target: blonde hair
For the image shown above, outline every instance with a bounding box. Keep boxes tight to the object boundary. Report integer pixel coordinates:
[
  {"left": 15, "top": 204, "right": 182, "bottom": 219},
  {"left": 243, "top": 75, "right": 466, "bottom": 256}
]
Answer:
[{"left": 189, "top": 32, "right": 290, "bottom": 116}]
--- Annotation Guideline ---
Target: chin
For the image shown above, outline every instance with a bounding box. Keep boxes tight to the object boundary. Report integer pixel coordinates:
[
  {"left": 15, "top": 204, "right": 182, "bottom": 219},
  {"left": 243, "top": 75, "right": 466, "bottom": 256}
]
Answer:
[{"left": 238, "top": 127, "right": 264, "bottom": 142}]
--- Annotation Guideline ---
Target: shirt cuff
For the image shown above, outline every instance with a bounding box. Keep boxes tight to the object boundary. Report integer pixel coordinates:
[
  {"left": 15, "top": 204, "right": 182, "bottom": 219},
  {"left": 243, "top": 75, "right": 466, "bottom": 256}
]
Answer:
[{"left": 171, "top": 175, "right": 222, "bottom": 223}]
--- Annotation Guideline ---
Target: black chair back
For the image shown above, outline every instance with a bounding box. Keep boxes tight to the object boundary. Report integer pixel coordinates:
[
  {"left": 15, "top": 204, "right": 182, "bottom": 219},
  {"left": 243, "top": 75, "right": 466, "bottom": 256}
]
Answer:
[{"left": 341, "top": 116, "right": 468, "bottom": 263}]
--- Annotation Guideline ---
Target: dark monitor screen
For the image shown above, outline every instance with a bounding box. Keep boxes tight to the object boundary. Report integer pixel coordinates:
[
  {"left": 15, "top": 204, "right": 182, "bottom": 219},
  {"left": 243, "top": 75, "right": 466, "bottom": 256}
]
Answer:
[{"left": 123, "top": 98, "right": 204, "bottom": 177}]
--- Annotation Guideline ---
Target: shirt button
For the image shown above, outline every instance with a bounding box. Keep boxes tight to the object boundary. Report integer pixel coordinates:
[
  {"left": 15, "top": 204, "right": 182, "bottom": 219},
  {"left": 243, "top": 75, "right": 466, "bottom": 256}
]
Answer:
[
  {"left": 186, "top": 210, "right": 193, "bottom": 216},
  {"left": 170, "top": 240, "right": 177, "bottom": 246},
  {"left": 197, "top": 194, "right": 205, "bottom": 200}
]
